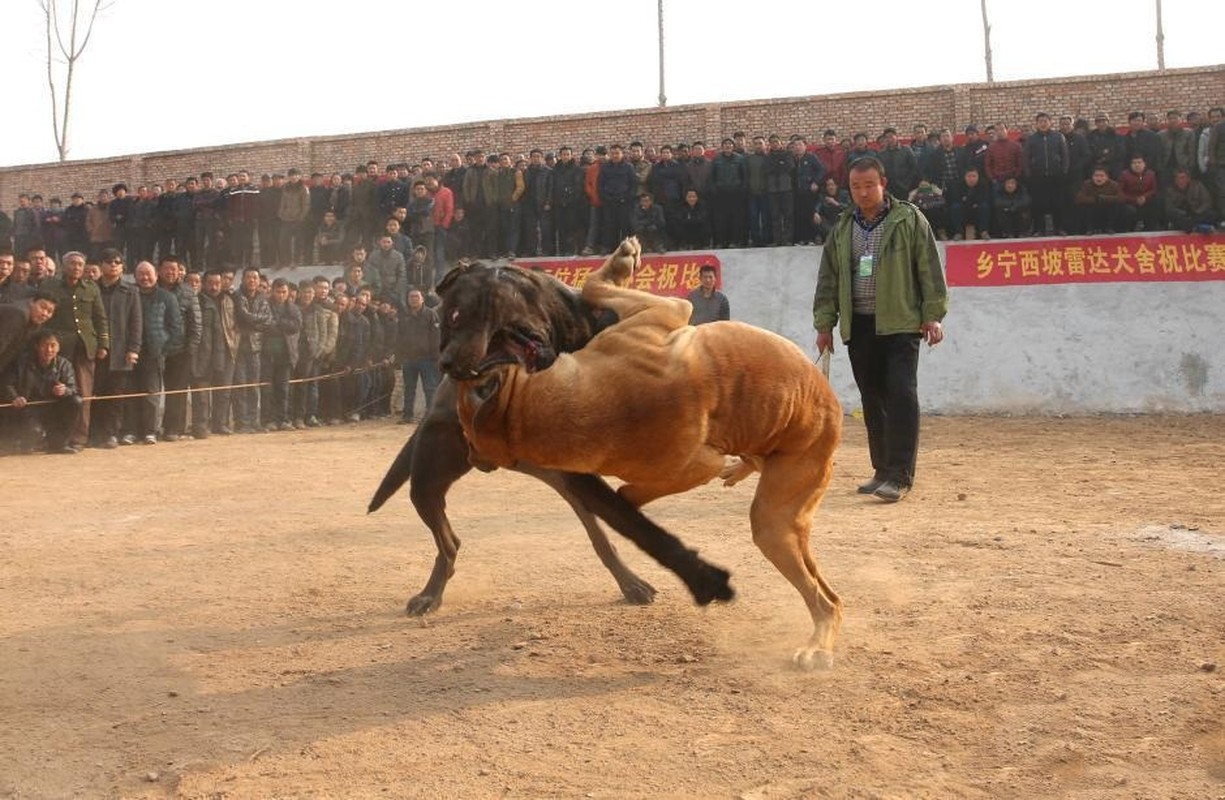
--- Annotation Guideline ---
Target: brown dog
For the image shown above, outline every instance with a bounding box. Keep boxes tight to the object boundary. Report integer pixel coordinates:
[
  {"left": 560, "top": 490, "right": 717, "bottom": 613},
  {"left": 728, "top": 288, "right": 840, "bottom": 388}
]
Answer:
[{"left": 457, "top": 237, "right": 845, "bottom": 668}]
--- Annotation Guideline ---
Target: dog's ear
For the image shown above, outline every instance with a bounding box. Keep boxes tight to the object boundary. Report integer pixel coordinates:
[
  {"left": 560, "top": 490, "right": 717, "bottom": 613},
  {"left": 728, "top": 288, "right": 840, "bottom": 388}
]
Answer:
[{"left": 436, "top": 261, "right": 472, "bottom": 295}]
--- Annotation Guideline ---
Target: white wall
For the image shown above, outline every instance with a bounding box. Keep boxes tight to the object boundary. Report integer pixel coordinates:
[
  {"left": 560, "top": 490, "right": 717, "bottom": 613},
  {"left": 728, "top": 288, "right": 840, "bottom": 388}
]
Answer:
[{"left": 714, "top": 245, "right": 1225, "bottom": 414}]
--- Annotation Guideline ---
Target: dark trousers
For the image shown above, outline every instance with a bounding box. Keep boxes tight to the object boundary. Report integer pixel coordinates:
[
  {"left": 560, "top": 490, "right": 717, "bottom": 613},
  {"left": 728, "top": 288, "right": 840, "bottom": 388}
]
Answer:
[
  {"left": 1121, "top": 200, "right": 1162, "bottom": 232},
  {"left": 949, "top": 201, "right": 991, "bottom": 236},
  {"left": 600, "top": 199, "right": 632, "bottom": 250},
  {"left": 467, "top": 205, "right": 495, "bottom": 258},
  {"left": 92, "top": 361, "right": 130, "bottom": 441},
  {"left": 259, "top": 353, "right": 292, "bottom": 426},
  {"left": 847, "top": 313, "right": 921, "bottom": 487},
  {"left": 794, "top": 190, "right": 820, "bottom": 243},
  {"left": 748, "top": 193, "right": 770, "bottom": 245},
  {"left": 1167, "top": 206, "right": 1215, "bottom": 232},
  {"left": 1076, "top": 203, "right": 1123, "bottom": 233},
  {"left": 162, "top": 351, "right": 192, "bottom": 437},
  {"left": 553, "top": 204, "right": 583, "bottom": 255},
  {"left": 319, "top": 365, "right": 342, "bottom": 421},
  {"left": 993, "top": 208, "right": 1032, "bottom": 238},
  {"left": 232, "top": 344, "right": 260, "bottom": 430},
  {"left": 768, "top": 191, "right": 795, "bottom": 245},
  {"left": 432, "top": 228, "right": 450, "bottom": 283},
  {"left": 228, "top": 221, "right": 255, "bottom": 268},
  {"left": 712, "top": 190, "right": 746, "bottom": 246},
  {"left": 400, "top": 359, "right": 441, "bottom": 419},
  {"left": 277, "top": 220, "right": 305, "bottom": 266},
  {"left": 13, "top": 395, "right": 82, "bottom": 451},
  {"left": 521, "top": 206, "right": 553, "bottom": 256},
  {"left": 499, "top": 206, "right": 521, "bottom": 256},
  {"left": 130, "top": 354, "right": 165, "bottom": 438},
  {"left": 203, "top": 358, "right": 236, "bottom": 432},
  {"left": 258, "top": 219, "right": 280, "bottom": 267},
  {"left": 1029, "top": 175, "right": 1065, "bottom": 233},
  {"left": 291, "top": 356, "right": 318, "bottom": 422}
]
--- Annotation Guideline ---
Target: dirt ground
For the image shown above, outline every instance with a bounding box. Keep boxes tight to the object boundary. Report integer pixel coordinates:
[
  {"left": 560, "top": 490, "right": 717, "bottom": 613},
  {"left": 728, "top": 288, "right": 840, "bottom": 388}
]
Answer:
[{"left": 1, "top": 415, "right": 1222, "bottom": 799}]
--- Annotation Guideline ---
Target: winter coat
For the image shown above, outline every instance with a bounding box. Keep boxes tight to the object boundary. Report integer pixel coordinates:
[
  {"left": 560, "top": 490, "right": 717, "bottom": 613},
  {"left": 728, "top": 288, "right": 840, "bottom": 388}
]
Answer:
[{"left": 98, "top": 279, "right": 142, "bottom": 371}]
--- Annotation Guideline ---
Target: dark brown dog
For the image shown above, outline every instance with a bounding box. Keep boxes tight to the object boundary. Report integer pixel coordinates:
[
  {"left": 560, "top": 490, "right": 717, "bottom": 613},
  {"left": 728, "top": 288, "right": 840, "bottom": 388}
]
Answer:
[{"left": 369, "top": 256, "right": 733, "bottom": 614}]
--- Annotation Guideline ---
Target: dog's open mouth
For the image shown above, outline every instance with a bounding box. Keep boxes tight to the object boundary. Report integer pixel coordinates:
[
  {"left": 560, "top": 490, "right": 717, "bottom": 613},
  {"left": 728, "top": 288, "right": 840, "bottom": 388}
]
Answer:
[{"left": 474, "top": 329, "right": 556, "bottom": 375}]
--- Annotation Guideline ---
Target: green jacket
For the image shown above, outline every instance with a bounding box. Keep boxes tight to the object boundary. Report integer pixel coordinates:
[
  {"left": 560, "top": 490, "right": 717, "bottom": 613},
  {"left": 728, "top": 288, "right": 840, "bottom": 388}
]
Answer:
[
  {"left": 812, "top": 200, "right": 947, "bottom": 343},
  {"left": 44, "top": 276, "right": 110, "bottom": 360}
]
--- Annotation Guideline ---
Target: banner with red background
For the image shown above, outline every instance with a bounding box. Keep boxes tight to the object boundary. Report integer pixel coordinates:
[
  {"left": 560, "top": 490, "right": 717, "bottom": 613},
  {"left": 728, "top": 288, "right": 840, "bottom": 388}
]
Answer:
[
  {"left": 515, "top": 254, "right": 722, "bottom": 296},
  {"left": 945, "top": 234, "right": 1225, "bottom": 287}
]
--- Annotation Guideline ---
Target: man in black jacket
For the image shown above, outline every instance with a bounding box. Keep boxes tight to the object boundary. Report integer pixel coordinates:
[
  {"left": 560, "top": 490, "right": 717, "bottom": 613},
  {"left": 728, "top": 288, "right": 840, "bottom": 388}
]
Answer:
[
  {"left": 396, "top": 288, "right": 440, "bottom": 423},
  {"left": 550, "top": 146, "right": 586, "bottom": 256},
  {"left": 157, "top": 255, "right": 201, "bottom": 441},
  {"left": 1022, "top": 112, "right": 1070, "bottom": 234},
  {"left": 232, "top": 267, "right": 272, "bottom": 433},
  {"left": 598, "top": 144, "right": 637, "bottom": 250},
  {"left": 2, "top": 330, "right": 82, "bottom": 454},
  {"left": 93, "top": 248, "right": 142, "bottom": 448}
]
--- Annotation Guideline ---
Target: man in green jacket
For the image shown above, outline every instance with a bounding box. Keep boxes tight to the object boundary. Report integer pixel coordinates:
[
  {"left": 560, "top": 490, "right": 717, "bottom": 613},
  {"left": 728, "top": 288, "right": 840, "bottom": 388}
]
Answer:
[
  {"left": 43, "top": 250, "right": 109, "bottom": 451},
  {"left": 813, "top": 157, "right": 948, "bottom": 502}
]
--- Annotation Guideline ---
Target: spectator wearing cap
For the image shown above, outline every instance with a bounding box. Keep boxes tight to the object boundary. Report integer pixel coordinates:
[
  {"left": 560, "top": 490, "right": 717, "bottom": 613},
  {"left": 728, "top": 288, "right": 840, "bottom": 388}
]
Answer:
[
  {"left": 1088, "top": 114, "right": 1126, "bottom": 178},
  {"left": 42, "top": 250, "right": 109, "bottom": 450},
  {"left": 62, "top": 192, "right": 90, "bottom": 256},
  {"left": 258, "top": 174, "right": 283, "bottom": 268}
]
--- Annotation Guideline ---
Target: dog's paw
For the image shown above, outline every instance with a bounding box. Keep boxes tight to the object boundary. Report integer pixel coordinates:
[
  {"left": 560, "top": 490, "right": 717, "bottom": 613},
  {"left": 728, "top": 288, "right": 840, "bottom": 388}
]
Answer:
[
  {"left": 792, "top": 647, "right": 835, "bottom": 671},
  {"left": 689, "top": 562, "right": 735, "bottom": 606}
]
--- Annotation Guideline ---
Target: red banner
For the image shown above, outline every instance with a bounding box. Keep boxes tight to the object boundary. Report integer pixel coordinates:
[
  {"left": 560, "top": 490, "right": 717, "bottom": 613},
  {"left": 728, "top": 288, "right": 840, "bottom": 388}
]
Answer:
[
  {"left": 516, "top": 253, "right": 722, "bottom": 297},
  {"left": 945, "top": 233, "right": 1225, "bottom": 287}
]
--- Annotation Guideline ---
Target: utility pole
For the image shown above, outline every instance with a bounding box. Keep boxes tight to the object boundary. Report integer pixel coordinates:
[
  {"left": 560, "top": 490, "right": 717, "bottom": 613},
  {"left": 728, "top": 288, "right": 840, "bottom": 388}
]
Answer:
[
  {"left": 1155, "top": 0, "right": 1166, "bottom": 70},
  {"left": 980, "top": 0, "right": 994, "bottom": 83},
  {"left": 657, "top": 0, "right": 667, "bottom": 107}
]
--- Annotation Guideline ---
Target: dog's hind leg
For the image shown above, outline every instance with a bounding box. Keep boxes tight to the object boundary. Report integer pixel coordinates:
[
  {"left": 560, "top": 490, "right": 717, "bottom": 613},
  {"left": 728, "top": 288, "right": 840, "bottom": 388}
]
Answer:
[
  {"left": 517, "top": 465, "right": 657, "bottom": 605},
  {"left": 404, "top": 389, "right": 473, "bottom": 616},
  {"left": 750, "top": 448, "right": 843, "bottom": 670}
]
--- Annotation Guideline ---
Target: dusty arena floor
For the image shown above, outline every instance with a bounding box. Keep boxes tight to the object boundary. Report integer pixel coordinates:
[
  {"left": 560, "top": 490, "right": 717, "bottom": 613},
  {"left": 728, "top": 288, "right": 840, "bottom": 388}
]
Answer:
[{"left": 1, "top": 415, "right": 1222, "bottom": 799}]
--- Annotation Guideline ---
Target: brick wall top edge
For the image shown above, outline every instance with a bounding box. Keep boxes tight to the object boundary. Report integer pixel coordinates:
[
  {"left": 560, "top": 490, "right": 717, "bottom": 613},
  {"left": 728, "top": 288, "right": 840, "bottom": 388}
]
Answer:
[{"left": 1, "top": 64, "right": 1220, "bottom": 174}]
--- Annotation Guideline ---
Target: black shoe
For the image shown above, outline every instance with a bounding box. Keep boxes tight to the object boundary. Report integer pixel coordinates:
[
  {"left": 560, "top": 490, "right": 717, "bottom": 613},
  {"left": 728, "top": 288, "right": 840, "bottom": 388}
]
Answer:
[
  {"left": 873, "top": 481, "right": 910, "bottom": 503},
  {"left": 857, "top": 477, "right": 886, "bottom": 495}
]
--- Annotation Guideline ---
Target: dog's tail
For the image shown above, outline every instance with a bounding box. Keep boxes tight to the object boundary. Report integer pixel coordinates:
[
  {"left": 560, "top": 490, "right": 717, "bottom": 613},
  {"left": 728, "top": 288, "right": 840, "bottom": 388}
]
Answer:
[{"left": 367, "top": 430, "right": 419, "bottom": 514}]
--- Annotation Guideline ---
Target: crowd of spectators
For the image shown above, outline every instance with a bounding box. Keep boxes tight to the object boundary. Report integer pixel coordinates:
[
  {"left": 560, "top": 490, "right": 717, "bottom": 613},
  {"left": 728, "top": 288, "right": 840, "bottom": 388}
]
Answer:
[
  {"left": 0, "top": 247, "right": 440, "bottom": 455},
  {"left": 2, "top": 107, "right": 1223, "bottom": 276},
  {"left": 2, "top": 106, "right": 1224, "bottom": 455}
]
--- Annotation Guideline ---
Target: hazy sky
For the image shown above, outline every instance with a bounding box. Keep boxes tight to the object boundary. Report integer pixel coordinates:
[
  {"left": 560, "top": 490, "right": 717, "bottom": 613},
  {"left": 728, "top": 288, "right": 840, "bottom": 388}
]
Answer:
[{"left": 1, "top": 0, "right": 1219, "bottom": 167}]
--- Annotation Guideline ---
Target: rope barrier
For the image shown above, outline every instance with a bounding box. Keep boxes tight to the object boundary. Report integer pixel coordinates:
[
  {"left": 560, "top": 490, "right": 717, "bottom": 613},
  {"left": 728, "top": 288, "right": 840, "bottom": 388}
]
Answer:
[{"left": 0, "top": 363, "right": 394, "bottom": 410}]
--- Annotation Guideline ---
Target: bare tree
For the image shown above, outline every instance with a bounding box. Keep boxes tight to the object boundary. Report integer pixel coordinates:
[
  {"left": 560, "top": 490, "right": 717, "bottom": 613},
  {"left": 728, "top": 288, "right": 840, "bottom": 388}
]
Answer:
[
  {"left": 980, "top": 0, "right": 994, "bottom": 83},
  {"left": 40, "top": 0, "right": 108, "bottom": 162},
  {"left": 657, "top": 0, "right": 667, "bottom": 107},
  {"left": 1155, "top": 0, "right": 1165, "bottom": 70}
]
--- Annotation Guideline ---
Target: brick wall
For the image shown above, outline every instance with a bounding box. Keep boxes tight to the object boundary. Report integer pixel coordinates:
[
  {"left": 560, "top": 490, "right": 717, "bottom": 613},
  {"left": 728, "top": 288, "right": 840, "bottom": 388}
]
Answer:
[{"left": 2, "top": 64, "right": 1221, "bottom": 211}]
